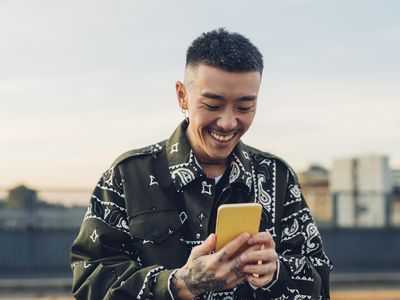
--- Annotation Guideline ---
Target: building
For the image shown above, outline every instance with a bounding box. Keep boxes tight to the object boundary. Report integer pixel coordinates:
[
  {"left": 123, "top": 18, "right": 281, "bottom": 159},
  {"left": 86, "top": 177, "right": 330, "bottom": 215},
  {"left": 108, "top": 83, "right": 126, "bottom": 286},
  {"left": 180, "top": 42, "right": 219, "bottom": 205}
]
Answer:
[
  {"left": 298, "top": 165, "right": 332, "bottom": 225},
  {"left": 330, "top": 154, "right": 392, "bottom": 227},
  {"left": 392, "top": 169, "right": 400, "bottom": 190},
  {"left": 6, "top": 185, "right": 38, "bottom": 210},
  {"left": 392, "top": 169, "right": 400, "bottom": 226},
  {"left": 392, "top": 193, "right": 400, "bottom": 226},
  {"left": 0, "top": 185, "right": 86, "bottom": 229}
]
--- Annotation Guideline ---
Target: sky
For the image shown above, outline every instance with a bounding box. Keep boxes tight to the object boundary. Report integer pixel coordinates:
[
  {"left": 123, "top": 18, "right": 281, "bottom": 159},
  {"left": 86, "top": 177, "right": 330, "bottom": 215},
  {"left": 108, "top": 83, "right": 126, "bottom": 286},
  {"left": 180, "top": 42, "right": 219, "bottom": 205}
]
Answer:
[{"left": 1, "top": 0, "right": 399, "bottom": 201}]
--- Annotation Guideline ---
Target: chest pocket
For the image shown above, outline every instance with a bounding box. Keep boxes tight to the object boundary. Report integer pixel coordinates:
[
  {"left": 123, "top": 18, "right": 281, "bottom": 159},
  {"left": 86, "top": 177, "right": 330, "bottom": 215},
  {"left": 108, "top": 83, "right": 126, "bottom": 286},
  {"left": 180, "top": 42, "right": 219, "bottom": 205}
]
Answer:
[{"left": 129, "top": 208, "right": 188, "bottom": 268}]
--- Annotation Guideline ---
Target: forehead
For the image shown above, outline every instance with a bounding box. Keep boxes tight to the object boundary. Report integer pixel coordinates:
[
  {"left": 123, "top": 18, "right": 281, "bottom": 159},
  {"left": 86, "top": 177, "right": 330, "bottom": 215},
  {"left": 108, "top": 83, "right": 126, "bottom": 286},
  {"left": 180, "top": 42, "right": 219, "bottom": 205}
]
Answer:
[{"left": 186, "top": 64, "right": 261, "bottom": 92}]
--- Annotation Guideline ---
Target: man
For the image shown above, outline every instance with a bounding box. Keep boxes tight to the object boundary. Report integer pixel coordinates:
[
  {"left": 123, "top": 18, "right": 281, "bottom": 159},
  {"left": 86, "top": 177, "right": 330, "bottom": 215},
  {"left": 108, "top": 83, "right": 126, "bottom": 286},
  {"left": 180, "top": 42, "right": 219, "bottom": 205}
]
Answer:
[{"left": 71, "top": 28, "right": 332, "bottom": 299}]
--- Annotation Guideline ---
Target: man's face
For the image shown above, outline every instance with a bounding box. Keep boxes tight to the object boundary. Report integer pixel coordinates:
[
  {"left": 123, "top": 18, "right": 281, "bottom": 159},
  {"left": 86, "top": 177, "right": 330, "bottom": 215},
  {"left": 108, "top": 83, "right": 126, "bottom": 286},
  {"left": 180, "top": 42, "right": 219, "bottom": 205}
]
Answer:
[{"left": 176, "top": 64, "right": 261, "bottom": 165}]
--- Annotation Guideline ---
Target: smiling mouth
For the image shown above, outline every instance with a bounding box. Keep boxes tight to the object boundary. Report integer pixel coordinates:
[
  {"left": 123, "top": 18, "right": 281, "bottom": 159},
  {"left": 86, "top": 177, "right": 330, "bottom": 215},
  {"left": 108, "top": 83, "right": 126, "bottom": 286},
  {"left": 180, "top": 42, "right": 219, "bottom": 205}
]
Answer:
[{"left": 209, "top": 130, "right": 237, "bottom": 143}]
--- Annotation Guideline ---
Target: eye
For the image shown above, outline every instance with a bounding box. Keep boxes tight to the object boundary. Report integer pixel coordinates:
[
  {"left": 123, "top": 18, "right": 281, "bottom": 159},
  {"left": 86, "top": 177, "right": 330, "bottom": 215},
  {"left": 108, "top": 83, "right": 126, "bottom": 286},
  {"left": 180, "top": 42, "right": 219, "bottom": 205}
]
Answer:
[
  {"left": 205, "top": 104, "right": 219, "bottom": 110},
  {"left": 238, "top": 106, "right": 252, "bottom": 112}
]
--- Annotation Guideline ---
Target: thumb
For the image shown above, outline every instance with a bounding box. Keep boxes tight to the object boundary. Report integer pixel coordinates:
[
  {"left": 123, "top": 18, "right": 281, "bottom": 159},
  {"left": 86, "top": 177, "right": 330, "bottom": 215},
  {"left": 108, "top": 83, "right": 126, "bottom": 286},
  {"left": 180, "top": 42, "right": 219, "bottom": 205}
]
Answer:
[{"left": 190, "top": 234, "right": 216, "bottom": 259}]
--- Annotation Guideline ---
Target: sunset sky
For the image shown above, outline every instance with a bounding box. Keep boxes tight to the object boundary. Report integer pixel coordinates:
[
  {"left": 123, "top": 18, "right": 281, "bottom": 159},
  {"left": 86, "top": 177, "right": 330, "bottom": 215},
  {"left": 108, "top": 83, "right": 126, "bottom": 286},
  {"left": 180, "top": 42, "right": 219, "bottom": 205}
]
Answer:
[{"left": 1, "top": 0, "right": 399, "bottom": 199}]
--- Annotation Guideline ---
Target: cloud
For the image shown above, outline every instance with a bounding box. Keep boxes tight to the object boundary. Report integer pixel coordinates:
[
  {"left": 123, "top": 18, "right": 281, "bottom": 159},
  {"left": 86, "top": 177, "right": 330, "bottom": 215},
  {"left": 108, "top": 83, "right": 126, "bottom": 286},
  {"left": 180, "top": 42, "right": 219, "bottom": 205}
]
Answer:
[{"left": 1, "top": 0, "right": 399, "bottom": 190}]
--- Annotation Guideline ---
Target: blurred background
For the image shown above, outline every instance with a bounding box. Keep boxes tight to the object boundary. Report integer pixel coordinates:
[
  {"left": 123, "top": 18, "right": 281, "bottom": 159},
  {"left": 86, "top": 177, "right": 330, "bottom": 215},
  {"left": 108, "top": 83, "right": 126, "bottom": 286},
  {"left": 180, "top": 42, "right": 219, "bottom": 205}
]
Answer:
[{"left": 1, "top": 0, "right": 399, "bottom": 299}]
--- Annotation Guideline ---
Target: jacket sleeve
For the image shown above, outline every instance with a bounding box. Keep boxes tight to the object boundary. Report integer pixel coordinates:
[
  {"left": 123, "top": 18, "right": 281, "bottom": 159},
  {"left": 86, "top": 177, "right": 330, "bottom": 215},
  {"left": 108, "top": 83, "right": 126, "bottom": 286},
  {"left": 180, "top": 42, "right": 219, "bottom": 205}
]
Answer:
[
  {"left": 70, "top": 166, "right": 175, "bottom": 300},
  {"left": 255, "top": 167, "right": 333, "bottom": 300}
]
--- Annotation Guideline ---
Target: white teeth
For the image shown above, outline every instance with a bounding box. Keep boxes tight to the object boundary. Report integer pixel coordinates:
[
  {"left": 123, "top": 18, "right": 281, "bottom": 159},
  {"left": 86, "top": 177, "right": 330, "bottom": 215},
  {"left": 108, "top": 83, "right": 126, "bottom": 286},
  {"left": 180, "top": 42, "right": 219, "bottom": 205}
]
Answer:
[{"left": 210, "top": 131, "right": 235, "bottom": 142}]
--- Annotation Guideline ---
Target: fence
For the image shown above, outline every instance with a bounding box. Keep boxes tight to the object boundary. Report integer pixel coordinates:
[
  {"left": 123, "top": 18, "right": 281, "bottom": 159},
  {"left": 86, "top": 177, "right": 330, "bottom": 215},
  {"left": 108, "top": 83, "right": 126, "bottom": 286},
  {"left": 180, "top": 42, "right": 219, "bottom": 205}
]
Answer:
[
  {"left": 1, "top": 227, "right": 399, "bottom": 276},
  {"left": 320, "top": 228, "right": 400, "bottom": 272},
  {"left": 0, "top": 227, "right": 78, "bottom": 275}
]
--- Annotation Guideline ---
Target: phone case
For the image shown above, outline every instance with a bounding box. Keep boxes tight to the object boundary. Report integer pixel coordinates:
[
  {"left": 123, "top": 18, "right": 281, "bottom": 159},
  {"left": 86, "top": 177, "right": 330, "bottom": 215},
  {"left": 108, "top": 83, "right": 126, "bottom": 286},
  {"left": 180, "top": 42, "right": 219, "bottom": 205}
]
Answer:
[{"left": 215, "top": 203, "right": 262, "bottom": 251}]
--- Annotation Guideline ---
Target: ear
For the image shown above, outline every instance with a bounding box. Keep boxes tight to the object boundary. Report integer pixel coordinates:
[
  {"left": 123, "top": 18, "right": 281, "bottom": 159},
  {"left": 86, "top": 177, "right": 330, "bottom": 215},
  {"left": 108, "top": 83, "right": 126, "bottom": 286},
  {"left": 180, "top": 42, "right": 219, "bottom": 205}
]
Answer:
[{"left": 175, "top": 81, "right": 188, "bottom": 110}]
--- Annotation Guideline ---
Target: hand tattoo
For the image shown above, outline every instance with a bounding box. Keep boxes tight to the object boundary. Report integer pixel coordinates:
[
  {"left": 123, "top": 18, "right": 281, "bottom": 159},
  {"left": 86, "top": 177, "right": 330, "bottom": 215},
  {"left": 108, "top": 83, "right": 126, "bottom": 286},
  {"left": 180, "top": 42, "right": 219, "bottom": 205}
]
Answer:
[
  {"left": 183, "top": 260, "right": 227, "bottom": 295},
  {"left": 230, "top": 260, "right": 245, "bottom": 279},
  {"left": 218, "top": 251, "right": 227, "bottom": 262}
]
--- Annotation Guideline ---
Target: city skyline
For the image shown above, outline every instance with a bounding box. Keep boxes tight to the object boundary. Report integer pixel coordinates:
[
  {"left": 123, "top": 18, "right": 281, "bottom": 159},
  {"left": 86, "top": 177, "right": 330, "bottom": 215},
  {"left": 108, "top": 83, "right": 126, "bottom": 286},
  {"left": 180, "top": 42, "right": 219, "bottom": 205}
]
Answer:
[
  {"left": 1, "top": 155, "right": 399, "bottom": 207},
  {"left": 1, "top": 1, "right": 399, "bottom": 199}
]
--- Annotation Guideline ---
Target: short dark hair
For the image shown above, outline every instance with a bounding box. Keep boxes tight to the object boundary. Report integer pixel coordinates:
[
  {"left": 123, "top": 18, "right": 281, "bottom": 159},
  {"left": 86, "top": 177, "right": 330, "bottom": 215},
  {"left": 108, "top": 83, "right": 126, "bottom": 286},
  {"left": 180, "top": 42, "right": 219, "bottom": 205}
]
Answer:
[{"left": 186, "top": 28, "right": 263, "bottom": 74}]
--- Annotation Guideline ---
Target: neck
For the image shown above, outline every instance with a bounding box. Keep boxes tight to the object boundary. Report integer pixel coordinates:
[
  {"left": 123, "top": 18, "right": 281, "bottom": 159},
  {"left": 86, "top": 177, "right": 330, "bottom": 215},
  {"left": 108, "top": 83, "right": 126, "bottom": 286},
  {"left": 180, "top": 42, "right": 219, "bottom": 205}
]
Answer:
[
  {"left": 199, "top": 161, "right": 227, "bottom": 178},
  {"left": 197, "top": 159, "right": 225, "bottom": 166}
]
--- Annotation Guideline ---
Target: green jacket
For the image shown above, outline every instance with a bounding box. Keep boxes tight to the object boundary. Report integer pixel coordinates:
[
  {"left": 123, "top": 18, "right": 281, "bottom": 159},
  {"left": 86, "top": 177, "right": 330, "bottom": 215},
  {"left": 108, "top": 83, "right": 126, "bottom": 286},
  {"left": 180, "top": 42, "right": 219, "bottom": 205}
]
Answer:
[{"left": 71, "top": 120, "right": 332, "bottom": 299}]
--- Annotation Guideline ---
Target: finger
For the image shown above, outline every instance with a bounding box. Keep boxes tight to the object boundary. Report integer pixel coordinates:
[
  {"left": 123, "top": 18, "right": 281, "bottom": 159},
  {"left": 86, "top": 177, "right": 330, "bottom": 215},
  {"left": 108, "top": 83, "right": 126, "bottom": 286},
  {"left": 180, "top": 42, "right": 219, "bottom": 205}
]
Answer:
[
  {"left": 190, "top": 234, "right": 216, "bottom": 259},
  {"left": 242, "top": 261, "right": 277, "bottom": 276},
  {"left": 248, "top": 231, "right": 275, "bottom": 248},
  {"left": 217, "top": 232, "right": 250, "bottom": 262},
  {"left": 246, "top": 271, "right": 275, "bottom": 288},
  {"left": 240, "top": 248, "right": 278, "bottom": 264},
  {"left": 240, "top": 243, "right": 262, "bottom": 254}
]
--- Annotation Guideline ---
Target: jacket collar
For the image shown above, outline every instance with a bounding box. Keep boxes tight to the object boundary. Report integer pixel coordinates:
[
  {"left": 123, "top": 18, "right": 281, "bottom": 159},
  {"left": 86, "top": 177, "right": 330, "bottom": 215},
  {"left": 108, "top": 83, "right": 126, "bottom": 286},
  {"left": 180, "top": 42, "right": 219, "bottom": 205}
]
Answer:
[
  {"left": 229, "top": 141, "right": 254, "bottom": 194},
  {"left": 166, "top": 119, "right": 253, "bottom": 194}
]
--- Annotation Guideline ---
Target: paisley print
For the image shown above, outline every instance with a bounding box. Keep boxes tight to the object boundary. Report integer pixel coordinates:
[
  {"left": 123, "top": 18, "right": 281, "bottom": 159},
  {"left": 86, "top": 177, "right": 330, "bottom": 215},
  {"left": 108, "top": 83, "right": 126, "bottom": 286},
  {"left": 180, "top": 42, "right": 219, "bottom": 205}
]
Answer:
[{"left": 257, "top": 174, "right": 272, "bottom": 207}]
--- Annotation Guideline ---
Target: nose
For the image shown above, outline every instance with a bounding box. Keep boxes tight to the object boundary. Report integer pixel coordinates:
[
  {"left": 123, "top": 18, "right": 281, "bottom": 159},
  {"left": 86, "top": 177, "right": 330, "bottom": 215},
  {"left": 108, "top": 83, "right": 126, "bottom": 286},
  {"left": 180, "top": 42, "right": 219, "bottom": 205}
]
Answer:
[{"left": 216, "top": 109, "right": 238, "bottom": 132}]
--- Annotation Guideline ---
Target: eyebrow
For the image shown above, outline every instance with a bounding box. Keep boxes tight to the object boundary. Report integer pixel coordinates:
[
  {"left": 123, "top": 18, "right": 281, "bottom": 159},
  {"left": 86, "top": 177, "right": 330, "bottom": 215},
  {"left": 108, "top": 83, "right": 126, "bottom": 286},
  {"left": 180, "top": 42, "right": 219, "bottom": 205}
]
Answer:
[
  {"left": 239, "top": 96, "right": 257, "bottom": 101},
  {"left": 201, "top": 92, "right": 224, "bottom": 100},
  {"left": 201, "top": 92, "right": 257, "bottom": 102}
]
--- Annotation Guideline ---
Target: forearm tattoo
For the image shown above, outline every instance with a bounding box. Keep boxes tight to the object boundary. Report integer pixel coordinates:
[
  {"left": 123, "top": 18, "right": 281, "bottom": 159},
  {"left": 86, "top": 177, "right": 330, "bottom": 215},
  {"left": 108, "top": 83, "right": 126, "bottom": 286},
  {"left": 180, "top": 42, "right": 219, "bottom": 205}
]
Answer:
[{"left": 183, "top": 260, "right": 227, "bottom": 295}]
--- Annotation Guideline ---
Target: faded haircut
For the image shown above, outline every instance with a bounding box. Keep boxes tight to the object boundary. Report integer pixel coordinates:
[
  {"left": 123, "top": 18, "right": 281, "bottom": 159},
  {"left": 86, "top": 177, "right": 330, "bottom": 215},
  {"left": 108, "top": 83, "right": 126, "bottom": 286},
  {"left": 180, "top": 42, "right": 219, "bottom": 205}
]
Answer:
[{"left": 186, "top": 28, "right": 263, "bottom": 74}]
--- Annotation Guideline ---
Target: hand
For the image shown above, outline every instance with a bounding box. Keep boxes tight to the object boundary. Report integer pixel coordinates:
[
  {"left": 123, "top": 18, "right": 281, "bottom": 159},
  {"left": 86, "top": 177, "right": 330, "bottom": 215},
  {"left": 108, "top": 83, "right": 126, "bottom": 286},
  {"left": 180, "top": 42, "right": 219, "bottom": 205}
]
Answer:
[
  {"left": 239, "top": 231, "right": 278, "bottom": 288},
  {"left": 172, "top": 232, "right": 251, "bottom": 299}
]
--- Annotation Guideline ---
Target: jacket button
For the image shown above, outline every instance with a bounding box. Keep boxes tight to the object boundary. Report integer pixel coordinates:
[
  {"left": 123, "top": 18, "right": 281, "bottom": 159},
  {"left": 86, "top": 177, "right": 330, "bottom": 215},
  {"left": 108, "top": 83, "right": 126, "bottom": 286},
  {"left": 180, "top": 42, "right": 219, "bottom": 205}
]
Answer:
[{"left": 152, "top": 229, "right": 162, "bottom": 239}]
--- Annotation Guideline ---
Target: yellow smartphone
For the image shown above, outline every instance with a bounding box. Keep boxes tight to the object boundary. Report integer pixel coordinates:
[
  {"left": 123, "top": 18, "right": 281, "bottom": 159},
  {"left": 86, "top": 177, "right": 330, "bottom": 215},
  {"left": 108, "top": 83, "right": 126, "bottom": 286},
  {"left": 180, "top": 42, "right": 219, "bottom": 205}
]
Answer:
[{"left": 215, "top": 203, "right": 262, "bottom": 252}]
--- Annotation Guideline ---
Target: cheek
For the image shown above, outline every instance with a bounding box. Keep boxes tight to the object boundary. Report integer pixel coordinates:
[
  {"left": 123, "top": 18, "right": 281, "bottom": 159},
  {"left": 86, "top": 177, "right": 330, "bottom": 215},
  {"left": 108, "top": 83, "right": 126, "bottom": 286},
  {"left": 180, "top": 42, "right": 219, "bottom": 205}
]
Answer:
[
  {"left": 241, "top": 113, "right": 256, "bottom": 129},
  {"left": 190, "top": 111, "right": 216, "bottom": 127}
]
